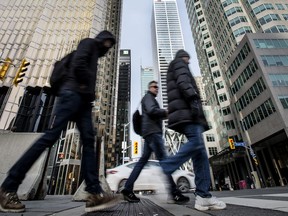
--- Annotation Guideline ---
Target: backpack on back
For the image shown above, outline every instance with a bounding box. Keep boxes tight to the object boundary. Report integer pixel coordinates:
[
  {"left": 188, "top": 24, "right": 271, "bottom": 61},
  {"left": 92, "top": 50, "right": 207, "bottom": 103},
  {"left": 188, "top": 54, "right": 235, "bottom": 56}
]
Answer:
[
  {"left": 50, "top": 51, "right": 75, "bottom": 96},
  {"left": 132, "top": 102, "right": 142, "bottom": 136},
  {"left": 132, "top": 110, "right": 142, "bottom": 136}
]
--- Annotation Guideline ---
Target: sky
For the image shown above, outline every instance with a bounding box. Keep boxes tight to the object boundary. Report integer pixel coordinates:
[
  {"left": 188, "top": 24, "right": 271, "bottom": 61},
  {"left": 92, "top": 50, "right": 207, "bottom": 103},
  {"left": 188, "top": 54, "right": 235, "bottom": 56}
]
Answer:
[{"left": 120, "top": 0, "right": 200, "bottom": 144}]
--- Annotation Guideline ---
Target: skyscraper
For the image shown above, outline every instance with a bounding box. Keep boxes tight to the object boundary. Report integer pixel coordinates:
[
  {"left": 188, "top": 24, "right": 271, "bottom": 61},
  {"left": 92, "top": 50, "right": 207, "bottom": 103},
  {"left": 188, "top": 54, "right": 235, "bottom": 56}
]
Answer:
[
  {"left": 185, "top": 0, "right": 288, "bottom": 188},
  {"left": 116, "top": 49, "right": 131, "bottom": 165},
  {"left": 152, "top": 0, "right": 185, "bottom": 109},
  {"left": 0, "top": 0, "right": 121, "bottom": 194},
  {"left": 141, "top": 66, "right": 154, "bottom": 97}
]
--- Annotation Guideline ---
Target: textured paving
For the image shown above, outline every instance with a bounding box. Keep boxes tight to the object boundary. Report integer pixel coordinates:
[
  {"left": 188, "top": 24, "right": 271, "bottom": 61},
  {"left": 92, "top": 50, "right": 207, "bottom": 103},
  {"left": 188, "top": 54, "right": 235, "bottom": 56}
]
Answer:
[{"left": 83, "top": 198, "right": 174, "bottom": 216}]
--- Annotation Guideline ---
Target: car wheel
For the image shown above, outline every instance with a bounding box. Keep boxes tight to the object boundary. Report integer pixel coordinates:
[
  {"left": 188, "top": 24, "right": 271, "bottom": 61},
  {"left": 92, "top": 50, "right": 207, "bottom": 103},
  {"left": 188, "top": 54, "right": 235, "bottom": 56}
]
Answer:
[
  {"left": 177, "top": 177, "right": 190, "bottom": 193},
  {"left": 117, "top": 179, "right": 127, "bottom": 193}
]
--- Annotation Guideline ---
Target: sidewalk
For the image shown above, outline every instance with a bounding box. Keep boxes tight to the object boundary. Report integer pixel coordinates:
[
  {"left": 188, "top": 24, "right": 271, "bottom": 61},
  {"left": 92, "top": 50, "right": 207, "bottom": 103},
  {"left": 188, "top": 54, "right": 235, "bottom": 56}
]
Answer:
[{"left": 0, "top": 189, "right": 288, "bottom": 216}]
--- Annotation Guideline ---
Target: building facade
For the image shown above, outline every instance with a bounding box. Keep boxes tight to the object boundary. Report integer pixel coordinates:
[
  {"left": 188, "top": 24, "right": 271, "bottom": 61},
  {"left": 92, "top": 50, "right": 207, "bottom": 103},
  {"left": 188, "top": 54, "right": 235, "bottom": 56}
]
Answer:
[
  {"left": 141, "top": 66, "right": 155, "bottom": 97},
  {"left": 185, "top": 0, "right": 288, "bottom": 189},
  {"left": 116, "top": 49, "right": 131, "bottom": 165},
  {"left": 0, "top": 0, "right": 122, "bottom": 194}
]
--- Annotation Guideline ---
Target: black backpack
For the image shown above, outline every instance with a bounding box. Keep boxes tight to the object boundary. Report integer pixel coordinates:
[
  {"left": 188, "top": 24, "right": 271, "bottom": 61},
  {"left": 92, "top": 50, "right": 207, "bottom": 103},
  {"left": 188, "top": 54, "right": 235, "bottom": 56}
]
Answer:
[
  {"left": 132, "top": 109, "right": 142, "bottom": 136},
  {"left": 50, "top": 51, "right": 75, "bottom": 96}
]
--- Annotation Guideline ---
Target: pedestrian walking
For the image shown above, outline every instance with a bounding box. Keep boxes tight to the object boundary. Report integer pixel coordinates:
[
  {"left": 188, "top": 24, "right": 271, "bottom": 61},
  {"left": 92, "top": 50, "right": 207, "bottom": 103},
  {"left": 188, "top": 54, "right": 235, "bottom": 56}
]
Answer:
[
  {"left": 0, "top": 30, "right": 119, "bottom": 213},
  {"left": 160, "top": 49, "right": 226, "bottom": 211},
  {"left": 121, "top": 81, "right": 189, "bottom": 204}
]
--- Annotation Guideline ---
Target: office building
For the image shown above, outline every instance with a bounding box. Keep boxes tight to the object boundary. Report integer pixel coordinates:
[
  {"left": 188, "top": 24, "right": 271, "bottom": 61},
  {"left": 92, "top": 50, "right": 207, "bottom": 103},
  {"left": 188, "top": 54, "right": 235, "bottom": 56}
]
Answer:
[
  {"left": 116, "top": 49, "right": 131, "bottom": 165},
  {"left": 185, "top": 0, "right": 288, "bottom": 188},
  {"left": 0, "top": 0, "right": 121, "bottom": 194}
]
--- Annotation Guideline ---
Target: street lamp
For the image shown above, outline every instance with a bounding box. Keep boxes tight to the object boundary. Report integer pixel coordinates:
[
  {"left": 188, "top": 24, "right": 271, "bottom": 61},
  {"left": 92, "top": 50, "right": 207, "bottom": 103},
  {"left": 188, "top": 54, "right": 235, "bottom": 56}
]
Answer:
[{"left": 122, "top": 122, "right": 130, "bottom": 164}]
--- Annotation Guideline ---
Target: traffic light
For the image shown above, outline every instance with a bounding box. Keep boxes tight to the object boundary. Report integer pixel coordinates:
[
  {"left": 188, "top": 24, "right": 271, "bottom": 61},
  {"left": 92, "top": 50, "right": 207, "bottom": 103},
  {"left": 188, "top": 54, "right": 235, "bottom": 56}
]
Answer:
[
  {"left": 13, "top": 59, "right": 30, "bottom": 86},
  {"left": 253, "top": 158, "right": 258, "bottom": 166},
  {"left": 229, "top": 138, "right": 235, "bottom": 150},
  {"left": 0, "top": 57, "right": 12, "bottom": 81},
  {"left": 134, "top": 141, "right": 138, "bottom": 154}
]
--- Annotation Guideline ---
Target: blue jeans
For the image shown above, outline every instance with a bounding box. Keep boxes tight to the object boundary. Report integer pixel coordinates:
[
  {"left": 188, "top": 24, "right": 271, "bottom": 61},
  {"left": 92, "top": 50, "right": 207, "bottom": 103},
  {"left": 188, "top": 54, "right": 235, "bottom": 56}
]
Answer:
[
  {"left": 161, "top": 124, "right": 211, "bottom": 198},
  {"left": 1, "top": 90, "right": 102, "bottom": 194},
  {"left": 125, "top": 133, "right": 177, "bottom": 194}
]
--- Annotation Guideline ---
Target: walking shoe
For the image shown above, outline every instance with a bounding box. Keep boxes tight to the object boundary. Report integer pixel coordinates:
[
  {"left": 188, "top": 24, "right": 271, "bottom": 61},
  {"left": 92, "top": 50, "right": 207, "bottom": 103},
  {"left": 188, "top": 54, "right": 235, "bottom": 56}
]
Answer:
[
  {"left": 85, "top": 192, "right": 121, "bottom": 212},
  {"left": 0, "top": 188, "right": 25, "bottom": 213},
  {"left": 168, "top": 190, "right": 190, "bottom": 204},
  {"left": 195, "top": 195, "right": 226, "bottom": 211},
  {"left": 121, "top": 189, "right": 140, "bottom": 203}
]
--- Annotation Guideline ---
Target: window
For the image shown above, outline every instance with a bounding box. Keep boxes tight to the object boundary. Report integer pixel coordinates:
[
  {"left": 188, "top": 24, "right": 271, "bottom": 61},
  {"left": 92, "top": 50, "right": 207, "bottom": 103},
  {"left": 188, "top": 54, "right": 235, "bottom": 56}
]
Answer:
[
  {"left": 282, "top": 14, "right": 288, "bottom": 20},
  {"left": 253, "top": 4, "right": 274, "bottom": 15},
  {"left": 254, "top": 39, "right": 288, "bottom": 49},
  {"left": 258, "top": 14, "right": 281, "bottom": 25},
  {"left": 222, "top": 0, "right": 239, "bottom": 8},
  {"left": 269, "top": 74, "right": 288, "bottom": 86},
  {"left": 208, "top": 147, "right": 218, "bottom": 156},
  {"left": 226, "top": 7, "right": 243, "bottom": 17},
  {"left": 242, "top": 98, "right": 276, "bottom": 130},
  {"left": 275, "top": 3, "right": 285, "bottom": 10},
  {"left": 233, "top": 26, "right": 253, "bottom": 37},
  {"left": 206, "top": 134, "right": 215, "bottom": 142},
  {"left": 261, "top": 55, "right": 288, "bottom": 66},
  {"left": 279, "top": 96, "right": 288, "bottom": 109}
]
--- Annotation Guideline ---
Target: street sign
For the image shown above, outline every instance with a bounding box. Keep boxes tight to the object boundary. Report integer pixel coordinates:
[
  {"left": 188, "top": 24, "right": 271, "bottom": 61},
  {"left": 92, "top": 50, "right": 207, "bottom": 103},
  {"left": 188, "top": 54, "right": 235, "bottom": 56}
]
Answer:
[{"left": 235, "top": 142, "right": 246, "bottom": 147}]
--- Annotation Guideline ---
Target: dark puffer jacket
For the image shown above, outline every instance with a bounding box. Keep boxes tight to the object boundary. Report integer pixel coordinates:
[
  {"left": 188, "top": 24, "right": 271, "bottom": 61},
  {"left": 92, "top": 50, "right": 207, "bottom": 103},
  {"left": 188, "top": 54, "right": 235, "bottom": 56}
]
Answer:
[
  {"left": 166, "top": 49, "right": 209, "bottom": 132},
  {"left": 141, "top": 91, "right": 167, "bottom": 138},
  {"left": 63, "top": 30, "right": 116, "bottom": 101}
]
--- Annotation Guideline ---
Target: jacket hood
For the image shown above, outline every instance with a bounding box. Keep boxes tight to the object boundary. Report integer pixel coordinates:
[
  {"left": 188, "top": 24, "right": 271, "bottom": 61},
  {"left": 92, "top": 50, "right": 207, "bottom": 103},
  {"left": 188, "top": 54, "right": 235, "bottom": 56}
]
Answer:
[
  {"left": 175, "top": 49, "right": 190, "bottom": 59},
  {"left": 95, "top": 30, "right": 116, "bottom": 45}
]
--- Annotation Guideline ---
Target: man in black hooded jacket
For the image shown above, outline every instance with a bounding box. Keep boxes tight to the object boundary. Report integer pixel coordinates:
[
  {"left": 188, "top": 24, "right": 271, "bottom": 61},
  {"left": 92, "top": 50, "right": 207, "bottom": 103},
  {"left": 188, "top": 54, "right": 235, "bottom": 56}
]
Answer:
[
  {"left": 121, "top": 81, "right": 189, "bottom": 204},
  {"left": 0, "top": 31, "right": 119, "bottom": 213},
  {"left": 161, "top": 49, "right": 226, "bottom": 211}
]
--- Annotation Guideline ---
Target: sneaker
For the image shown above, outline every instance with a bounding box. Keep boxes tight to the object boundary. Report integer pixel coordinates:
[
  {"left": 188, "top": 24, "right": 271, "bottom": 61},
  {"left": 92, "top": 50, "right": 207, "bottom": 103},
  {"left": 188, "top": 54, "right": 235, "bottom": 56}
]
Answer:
[
  {"left": 168, "top": 190, "right": 190, "bottom": 204},
  {"left": 85, "top": 192, "right": 121, "bottom": 212},
  {"left": 195, "top": 195, "right": 226, "bottom": 211},
  {"left": 0, "top": 188, "right": 25, "bottom": 213},
  {"left": 121, "top": 189, "right": 140, "bottom": 203}
]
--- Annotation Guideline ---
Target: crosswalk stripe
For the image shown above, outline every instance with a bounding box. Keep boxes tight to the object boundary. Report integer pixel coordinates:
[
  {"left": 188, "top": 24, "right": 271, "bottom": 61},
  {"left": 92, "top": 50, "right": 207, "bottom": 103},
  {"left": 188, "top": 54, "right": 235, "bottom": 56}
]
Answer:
[{"left": 219, "top": 197, "right": 288, "bottom": 212}]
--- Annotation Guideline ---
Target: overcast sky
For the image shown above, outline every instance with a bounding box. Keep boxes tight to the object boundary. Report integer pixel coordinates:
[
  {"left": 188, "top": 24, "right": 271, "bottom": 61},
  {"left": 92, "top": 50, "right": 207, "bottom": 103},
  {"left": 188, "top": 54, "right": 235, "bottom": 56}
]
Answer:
[{"left": 120, "top": 0, "right": 200, "bottom": 143}]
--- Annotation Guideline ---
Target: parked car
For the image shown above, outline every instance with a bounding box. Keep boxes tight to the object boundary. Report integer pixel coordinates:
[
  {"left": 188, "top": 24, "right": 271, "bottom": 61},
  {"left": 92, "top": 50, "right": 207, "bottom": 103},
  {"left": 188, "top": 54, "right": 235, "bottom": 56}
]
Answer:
[{"left": 106, "top": 160, "right": 195, "bottom": 193}]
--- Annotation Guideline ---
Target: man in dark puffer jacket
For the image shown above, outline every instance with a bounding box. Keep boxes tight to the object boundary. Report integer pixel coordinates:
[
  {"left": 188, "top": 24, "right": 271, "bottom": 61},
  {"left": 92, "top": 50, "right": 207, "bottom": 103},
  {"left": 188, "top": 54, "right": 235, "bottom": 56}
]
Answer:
[{"left": 161, "top": 50, "right": 226, "bottom": 211}]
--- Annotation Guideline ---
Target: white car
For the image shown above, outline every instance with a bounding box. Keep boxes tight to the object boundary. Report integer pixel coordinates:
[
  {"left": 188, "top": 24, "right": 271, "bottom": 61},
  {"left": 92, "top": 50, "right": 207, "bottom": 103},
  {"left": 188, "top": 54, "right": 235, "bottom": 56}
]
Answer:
[{"left": 106, "top": 160, "right": 195, "bottom": 193}]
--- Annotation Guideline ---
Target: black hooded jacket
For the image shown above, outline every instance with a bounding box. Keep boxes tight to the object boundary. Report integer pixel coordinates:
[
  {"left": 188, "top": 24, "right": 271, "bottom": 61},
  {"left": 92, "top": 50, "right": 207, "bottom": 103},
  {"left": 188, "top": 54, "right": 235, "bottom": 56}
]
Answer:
[
  {"left": 141, "top": 91, "right": 167, "bottom": 137},
  {"left": 63, "top": 30, "right": 116, "bottom": 101},
  {"left": 166, "top": 49, "right": 209, "bottom": 131}
]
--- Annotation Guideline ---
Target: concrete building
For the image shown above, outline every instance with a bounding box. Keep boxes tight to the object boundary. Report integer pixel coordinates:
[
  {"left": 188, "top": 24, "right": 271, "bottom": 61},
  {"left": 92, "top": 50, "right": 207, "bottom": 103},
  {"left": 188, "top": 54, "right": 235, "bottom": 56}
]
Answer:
[
  {"left": 0, "top": 0, "right": 121, "bottom": 195},
  {"left": 185, "top": 0, "right": 288, "bottom": 189}
]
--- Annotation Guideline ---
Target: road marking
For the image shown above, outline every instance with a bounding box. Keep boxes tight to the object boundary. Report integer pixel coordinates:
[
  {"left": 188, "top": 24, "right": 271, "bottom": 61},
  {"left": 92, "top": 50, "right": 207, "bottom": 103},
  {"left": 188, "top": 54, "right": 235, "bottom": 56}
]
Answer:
[{"left": 219, "top": 197, "right": 288, "bottom": 212}]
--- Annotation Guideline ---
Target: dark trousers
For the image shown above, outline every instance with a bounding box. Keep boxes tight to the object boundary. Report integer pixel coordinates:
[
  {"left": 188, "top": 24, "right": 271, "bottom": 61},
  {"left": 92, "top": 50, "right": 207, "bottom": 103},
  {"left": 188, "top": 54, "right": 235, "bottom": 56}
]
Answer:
[
  {"left": 125, "top": 133, "right": 177, "bottom": 195},
  {"left": 1, "top": 90, "right": 102, "bottom": 194}
]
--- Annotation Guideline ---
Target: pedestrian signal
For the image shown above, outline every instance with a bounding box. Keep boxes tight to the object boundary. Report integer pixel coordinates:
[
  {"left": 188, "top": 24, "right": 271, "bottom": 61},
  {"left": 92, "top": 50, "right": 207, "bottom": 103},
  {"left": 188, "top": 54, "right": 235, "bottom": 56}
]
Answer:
[
  {"left": 229, "top": 138, "right": 235, "bottom": 149},
  {"left": 134, "top": 141, "right": 138, "bottom": 154},
  {"left": 0, "top": 58, "right": 12, "bottom": 80},
  {"left": 13, "top": 59, "right": 30, "bottom": 86}
]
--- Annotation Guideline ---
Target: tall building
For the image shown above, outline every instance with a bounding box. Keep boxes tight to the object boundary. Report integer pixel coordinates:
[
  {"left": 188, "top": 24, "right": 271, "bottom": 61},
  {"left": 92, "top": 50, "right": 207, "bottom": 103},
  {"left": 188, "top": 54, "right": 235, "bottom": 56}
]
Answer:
[
  {"left": 152, "top": 0, "right": 185, "bottom": 109},
  {"left": 185, "top": 0, "right": 288, "bottom": 188},
  {"left": 152, "top": 0, "right": 188, "bottom": 165},
  {"left": 141, "top": 66, "right": 154, "bottom": 97},
  {"left": 0, "top": 0, "right": 121, "bottom": 194},
  {"left": 116, "top": 49, "right": 131, "bottom": 165}
]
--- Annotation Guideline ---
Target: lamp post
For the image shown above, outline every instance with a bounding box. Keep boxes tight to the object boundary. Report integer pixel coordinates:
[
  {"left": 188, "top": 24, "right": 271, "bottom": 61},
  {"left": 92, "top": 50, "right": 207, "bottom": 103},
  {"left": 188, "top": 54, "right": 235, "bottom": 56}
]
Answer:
[{"left": 122, "top": 122, "right": 130, "bottom": 164}]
